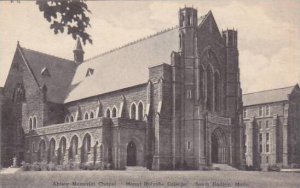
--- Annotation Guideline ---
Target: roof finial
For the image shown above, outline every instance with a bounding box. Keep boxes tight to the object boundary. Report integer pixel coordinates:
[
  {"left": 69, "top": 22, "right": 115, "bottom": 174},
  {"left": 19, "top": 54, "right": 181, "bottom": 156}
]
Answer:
[{"left": 74, "top": 37, "right": 83, "bottom": 51}]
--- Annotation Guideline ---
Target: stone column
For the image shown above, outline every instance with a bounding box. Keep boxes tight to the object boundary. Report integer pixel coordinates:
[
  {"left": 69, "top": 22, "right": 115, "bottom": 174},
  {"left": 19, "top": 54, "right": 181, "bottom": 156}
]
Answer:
[
  {"left": 74, "top": 148, "right": 81, "bottom": 163},
  {"left": 87, "top": 147, "right": 94, "bottom": 164},
  {"left": 63, "top": 149, "right": 69, "bottom": 165}
]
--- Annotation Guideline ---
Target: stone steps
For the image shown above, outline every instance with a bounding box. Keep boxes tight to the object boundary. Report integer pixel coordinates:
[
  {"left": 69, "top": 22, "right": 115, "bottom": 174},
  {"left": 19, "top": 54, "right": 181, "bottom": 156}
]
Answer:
[
  {"left": 212, "top": 163, "right": 238, "bottom": 171},
  {"left": 125, "top": 166, "right": 149, "bottom": 171}
]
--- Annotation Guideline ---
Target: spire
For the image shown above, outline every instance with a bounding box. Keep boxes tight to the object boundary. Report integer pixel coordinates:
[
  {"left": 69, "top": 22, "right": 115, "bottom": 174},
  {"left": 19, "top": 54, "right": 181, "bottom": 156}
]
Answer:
[{"left": 73, "top": 37, "right": 84, "bottom": 64}]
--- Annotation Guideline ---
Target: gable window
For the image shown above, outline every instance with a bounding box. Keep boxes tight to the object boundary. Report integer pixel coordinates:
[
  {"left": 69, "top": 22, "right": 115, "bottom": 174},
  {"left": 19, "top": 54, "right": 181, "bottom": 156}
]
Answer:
[
  {"left": 41, "top": 67, "right": 50, "bottom": 77},
  {"left": 86, "top": 68, "right": 94, "bottom": 77},
  {"left": 259, "top": 106, "right": 263, "bottom": 117},
  {"left": 12, "top": 83, "right": 25, "bottom": 103}
]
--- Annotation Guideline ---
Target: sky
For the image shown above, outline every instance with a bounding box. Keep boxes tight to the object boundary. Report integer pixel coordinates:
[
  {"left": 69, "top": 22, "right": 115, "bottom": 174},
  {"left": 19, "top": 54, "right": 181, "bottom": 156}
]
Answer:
[{"left": 0, "top": 0, "right": 299, "bottom": 93}]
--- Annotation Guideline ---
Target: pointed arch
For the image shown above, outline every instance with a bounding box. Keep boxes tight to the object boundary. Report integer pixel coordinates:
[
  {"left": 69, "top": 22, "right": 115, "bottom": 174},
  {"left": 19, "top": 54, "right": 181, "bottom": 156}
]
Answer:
[
  {"left": 138, "top": 101, "right": 144, "bottom": 121},
  {"left": 84, "top": 112, "right": 89, "bottom": 120},
  {"left": 58, "top": 137, "right": 67, "bottom": 164},
  {"left": 38, "top": 140, "right": 46, "bottom": 162},
  {"left": 106, "top": 108, "right": 111, "bottom": 118},
  {"left": 90, "top": 111, "right": 94, "bottom": 119},
  {"left": 29, "top": 117, "right": 33, "bottom": 130},
  {"left": 70, "top": 135, "right": 79, "bottom": 160},
  {"left": 81, "top": 133, "right": 91, "bottom": 163},
  {"left": 127, "top": 140, "right": 137, "bottom": 166},
  {"left": 49, "top": 138, "right": 56, "bottom": 163},
  {"left": 65, "top": 115, "right": 70, "bottom": 123},
  {"left": 33, "top": 116, "right": 37, "bottom": 129},
  {"left": 130, "top": 102, "right": 137, "bottom": 120},
  {"left": 211, "top": 127, "right": 228, "bottom": 164},
  {"left": 112, "top": 106, "right": 117, "bottom": 118}
]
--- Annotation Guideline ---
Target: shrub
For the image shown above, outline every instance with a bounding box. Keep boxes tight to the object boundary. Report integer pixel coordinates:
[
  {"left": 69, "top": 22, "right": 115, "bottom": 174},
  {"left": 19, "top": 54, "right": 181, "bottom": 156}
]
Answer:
[
  {"left": 48, "top": 162, "right": 56, "bottom": 171},
  {"left": 32, "top": 162, "right": 41, "bottom": 171},
  {"left": 106, "top": 163, "right": 112, "bottom": 170},
  {"left": 40, "top": 161, "right": 48, "bottom": 171},
  {"left": 268, "top": 164, "right": 281, "bottom": 172},
  {"left": 21, "top": 161, "right": 31, "bottom": 171},
  {"left": 56, "top": 165, "right": 63, "bottom": 171}
]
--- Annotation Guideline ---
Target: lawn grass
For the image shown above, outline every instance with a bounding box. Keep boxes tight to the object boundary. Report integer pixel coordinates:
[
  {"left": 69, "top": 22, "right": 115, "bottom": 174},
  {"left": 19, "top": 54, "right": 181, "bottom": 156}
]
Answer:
[{"left": 0, "top": 170, "right": 299, "bottom": 188}]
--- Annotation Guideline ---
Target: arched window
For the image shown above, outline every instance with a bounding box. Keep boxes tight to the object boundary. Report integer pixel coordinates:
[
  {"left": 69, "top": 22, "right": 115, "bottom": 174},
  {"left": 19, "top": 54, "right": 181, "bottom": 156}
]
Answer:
[
  {"left": 39, "top": 140, "right": 46, "bottom": 162},
  {"left": 214, "top": 72, "right": 221, "bottom": 112},
  {"left": 12, "top": 83, "right": 25, "bottom": 103},
  {"left": 82, "top": 134, "right": 91, "bottom": 163},
  {"left": 199, "top": 65, "right": 205, "bottom": 99},
  {"left": 206, "top": 65, "right": 213, "bottom": 111},
  {"left": 130, "top": 103, "right": 137, "bottom": 120},
  {"left": 33, "top": 117, "right": 37, "bottom": 129},
  {"left": 112, "top": 107, "right": 117, "bottom": 118},
  {"left": 84, "top": 112, "right": 89, "bottom": 120},
  {"left": 83, "top": 134, "right": 91, "bottom": 152},
  {"left": 90, "top": 112, "right": 94, "bottom": 119},
  {"left": 65, "top": 116, "right": 70, "bottom": 123},
  {"left": 49, "top": 138, "right": 56, "bottom": 162},
  {"left": 70, "top": 115, "right": 74, "bottom": 122},
  {"left": 106, "top": 108, "right": 111, "bottom": 118},
  {"left": 138, "top": 102, "right": 144, "bottom": 120},
  {"left": 70, "top": 135, "right": 78, "bottom": 159},
  {"left": 58, "top": 137, "right": 66, "bottom": 164},
  {"left": 29, "top": 117, "right": 33, "bottom": 130}
]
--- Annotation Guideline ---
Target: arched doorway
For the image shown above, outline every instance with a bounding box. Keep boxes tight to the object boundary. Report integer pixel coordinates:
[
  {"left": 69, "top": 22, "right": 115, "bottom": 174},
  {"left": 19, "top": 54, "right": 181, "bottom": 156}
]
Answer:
[
  {"left": 127, "top": 141, "right": 137, "bottom": 166},
  {"left": 211, "top": 128, "right": 227, "bottom": 164},
  {"left": 211, "top": 133, "right": 219, "bottom": 163}
]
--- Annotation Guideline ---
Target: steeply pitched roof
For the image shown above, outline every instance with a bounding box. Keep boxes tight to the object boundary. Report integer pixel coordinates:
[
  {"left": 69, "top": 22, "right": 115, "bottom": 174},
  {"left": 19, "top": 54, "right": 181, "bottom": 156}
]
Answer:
[
  {"left": 243, "top": 86, "right": 296, "bottom": 106},
  {"left": 20, "top": 47, "right": 76, "bottom": 103},
  {"left": 65, "top": 14, "right": 208, "bottom": 103}
]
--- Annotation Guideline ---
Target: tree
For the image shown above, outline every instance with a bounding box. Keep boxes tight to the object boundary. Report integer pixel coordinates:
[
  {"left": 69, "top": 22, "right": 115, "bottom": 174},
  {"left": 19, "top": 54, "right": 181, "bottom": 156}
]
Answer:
[
  {"left": 36, "top": 0, "right": 92, "bottom": 45},
  {"left": 11, "top": 0, "right": 92, "bottom": 44}
]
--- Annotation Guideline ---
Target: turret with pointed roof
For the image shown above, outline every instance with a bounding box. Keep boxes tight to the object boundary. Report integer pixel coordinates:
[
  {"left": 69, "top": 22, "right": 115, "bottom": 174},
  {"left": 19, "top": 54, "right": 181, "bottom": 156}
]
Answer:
[{"left": 73, "top": 38, "right": 84, "bottom": 64}]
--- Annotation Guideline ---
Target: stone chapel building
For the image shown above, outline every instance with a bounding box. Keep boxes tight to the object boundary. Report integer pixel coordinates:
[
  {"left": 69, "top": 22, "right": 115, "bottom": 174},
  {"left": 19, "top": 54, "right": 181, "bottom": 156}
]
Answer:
[{"left": 0, "top": 7, "right": 245, "bottom": 170}]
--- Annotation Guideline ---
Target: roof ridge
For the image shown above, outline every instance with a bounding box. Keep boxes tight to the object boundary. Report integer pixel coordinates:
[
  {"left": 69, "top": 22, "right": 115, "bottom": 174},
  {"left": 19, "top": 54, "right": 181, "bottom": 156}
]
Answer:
[
  {"left": 243, "top": 85, "right": 295, "bottom": 95},
  {"left": 21, "top": 47, "right": 73, "bottom": 63},
  {"left": 84, "top": 14, "right": 208, "bottom": 63},
  {"left": 84, "top": 25, "right": 179, "bottom": 62}
]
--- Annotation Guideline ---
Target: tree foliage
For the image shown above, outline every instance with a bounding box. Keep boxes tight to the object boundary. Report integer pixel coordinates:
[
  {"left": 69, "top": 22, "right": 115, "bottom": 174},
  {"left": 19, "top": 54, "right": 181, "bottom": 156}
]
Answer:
[{"left": 36, "top": 0, "right": 92, "bottom": 45}]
